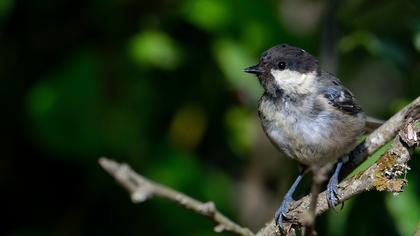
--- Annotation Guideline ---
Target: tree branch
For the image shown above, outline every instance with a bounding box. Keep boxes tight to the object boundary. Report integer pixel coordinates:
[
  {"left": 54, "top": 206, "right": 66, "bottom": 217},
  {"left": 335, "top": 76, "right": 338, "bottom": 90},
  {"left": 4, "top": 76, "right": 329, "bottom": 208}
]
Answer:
[
  {"left": 99, "top": 158, "right": 254, "bottom": 236},
  {"left": 99, "top": 96, "right": 419, "bottom": 236},
  {"left": 342, "top": 96, "right": 420, "bottom": 177}
]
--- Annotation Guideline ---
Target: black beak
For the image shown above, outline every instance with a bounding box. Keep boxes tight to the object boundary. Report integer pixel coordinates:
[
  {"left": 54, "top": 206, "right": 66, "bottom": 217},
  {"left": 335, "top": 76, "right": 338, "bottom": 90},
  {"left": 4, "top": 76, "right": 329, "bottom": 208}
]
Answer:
[{"left": 244, "top": 64, "right": 262, "bottom": 75}]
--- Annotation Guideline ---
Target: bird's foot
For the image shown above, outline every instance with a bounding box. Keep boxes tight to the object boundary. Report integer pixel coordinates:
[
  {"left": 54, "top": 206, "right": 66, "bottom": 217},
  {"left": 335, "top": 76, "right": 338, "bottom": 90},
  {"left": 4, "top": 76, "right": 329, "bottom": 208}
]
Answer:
[
  {"left": 274, "top": 174, "right": 304, "bottom": 232},
  {"left": 275, "top": 194, "right": 294, "bottom": 231},
  {"left": 326, "top": 172, "right": 339, "bottom": 208},
  {"left": 326, "top": 160, "right": 343, "bottom": 208}
]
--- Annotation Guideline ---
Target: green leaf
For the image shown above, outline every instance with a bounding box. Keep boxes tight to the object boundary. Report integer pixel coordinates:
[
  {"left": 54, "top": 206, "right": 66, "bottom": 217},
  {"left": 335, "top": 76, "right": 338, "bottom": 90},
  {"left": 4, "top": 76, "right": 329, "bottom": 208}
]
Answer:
[
  {"left": 179, "top": 0, "right": 230, "bottom": 32},
  {"left": 130, "top": 30, "right": 182, "bottom": 70}
]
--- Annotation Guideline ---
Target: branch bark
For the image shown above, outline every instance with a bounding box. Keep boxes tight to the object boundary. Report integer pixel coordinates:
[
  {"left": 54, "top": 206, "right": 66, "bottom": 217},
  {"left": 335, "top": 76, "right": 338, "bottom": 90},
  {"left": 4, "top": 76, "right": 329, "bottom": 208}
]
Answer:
[
  {"left": 99, "top": 158, "right": 254, "bottom": 236},
  {"left": 342, "top": 96, "right": 420, "bottom": 177},
  {"left": 99, "top": 96, "right": 420, "bottom": 236}
]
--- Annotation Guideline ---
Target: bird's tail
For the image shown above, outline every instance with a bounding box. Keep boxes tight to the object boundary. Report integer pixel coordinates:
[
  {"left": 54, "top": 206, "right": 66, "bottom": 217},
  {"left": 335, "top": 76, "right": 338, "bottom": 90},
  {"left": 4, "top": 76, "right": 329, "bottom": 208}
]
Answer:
[{"left": 364, "top": 116, "right": 385, "bottom": 133}]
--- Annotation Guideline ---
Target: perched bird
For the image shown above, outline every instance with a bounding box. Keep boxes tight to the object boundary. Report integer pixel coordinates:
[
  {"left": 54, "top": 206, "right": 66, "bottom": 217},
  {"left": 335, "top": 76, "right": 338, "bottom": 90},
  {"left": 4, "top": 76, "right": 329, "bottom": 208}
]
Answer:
[{"left": 244, "top": 44, "right": 367, "bottom": 229}]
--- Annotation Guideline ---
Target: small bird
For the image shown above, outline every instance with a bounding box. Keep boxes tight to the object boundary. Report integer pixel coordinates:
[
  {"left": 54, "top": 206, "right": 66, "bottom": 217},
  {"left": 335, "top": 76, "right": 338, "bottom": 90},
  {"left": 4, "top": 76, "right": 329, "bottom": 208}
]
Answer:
[{"left": 244, "top": 44, "right": 367, "bottom": 229}]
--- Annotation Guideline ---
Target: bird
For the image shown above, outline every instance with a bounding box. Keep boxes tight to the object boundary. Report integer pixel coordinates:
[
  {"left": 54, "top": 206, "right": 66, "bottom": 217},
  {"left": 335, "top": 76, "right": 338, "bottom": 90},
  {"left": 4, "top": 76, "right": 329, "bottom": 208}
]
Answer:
[{"left": 244, "top": 44, "right": 367, "bottom": 230}]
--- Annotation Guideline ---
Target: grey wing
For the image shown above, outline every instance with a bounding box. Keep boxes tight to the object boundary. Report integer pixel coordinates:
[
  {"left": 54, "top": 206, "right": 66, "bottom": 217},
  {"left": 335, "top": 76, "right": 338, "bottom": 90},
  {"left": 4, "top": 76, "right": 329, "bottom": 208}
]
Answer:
[{"left": 321, "top": 82, "right": 363, "bottom": 116}]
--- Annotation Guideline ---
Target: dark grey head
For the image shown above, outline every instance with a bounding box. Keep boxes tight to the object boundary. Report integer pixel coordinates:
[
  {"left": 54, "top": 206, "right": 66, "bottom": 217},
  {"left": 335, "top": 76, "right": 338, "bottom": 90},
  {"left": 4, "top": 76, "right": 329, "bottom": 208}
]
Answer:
[{"left": 244, "top": 44, "right": 319, "bottom": 96}]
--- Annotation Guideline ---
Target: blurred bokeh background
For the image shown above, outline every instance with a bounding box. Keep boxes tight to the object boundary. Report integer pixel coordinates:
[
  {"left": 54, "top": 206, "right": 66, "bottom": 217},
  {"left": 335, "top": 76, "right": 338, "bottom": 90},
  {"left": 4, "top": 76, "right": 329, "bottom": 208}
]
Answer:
[{"left": 2, "top": 0, "right": 420, "bottom": 235}]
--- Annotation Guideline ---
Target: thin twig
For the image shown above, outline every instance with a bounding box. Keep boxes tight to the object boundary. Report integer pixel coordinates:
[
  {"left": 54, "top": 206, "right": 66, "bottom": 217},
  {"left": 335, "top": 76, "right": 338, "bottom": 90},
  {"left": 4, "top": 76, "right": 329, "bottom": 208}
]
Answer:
[{"left": 99, "top": 158, "right": 255, "bottom": 236}]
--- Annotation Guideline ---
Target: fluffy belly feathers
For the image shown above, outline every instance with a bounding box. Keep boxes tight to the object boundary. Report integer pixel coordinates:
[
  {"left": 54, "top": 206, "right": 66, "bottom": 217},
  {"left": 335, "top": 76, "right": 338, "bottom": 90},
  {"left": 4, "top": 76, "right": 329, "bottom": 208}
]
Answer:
[
  {"left": 264, "top": 114, "right": 339, "bottom": 165},
  {"left": 259, "top": 98, "right": 363, "bottom": 166}
]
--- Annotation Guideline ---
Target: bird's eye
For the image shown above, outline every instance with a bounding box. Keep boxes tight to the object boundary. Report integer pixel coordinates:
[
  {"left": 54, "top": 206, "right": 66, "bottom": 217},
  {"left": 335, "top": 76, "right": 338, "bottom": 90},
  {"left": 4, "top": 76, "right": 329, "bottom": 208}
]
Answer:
[{"left": 277, "top": 61, "right": 286, "bottom": 70}]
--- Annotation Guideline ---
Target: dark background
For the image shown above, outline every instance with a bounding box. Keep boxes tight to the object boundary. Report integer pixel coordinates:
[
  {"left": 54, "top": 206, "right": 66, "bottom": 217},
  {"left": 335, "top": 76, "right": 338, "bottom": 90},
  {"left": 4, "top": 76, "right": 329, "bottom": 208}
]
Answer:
[{"left": 2, "top": 0, "right": 420, "bottom": 235}]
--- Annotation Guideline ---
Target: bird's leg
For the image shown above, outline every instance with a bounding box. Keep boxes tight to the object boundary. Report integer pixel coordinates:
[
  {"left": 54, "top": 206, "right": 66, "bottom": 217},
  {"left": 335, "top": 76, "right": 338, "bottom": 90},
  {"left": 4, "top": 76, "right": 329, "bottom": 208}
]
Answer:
[
  {"left": 326, "top": 158, "right": 344, "bottom": 208},
  {"left": 275, "top": 173, "right": 304, "bottom": 230}
]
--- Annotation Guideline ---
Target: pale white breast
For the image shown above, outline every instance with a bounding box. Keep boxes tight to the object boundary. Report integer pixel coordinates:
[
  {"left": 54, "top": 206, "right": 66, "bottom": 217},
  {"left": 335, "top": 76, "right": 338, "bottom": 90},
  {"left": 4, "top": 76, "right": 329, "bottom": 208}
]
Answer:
[
  {"left": 268, "top": 108, "right": 332, "bottom": 146},
  {"left": 260, "top": 98, "right": 337, "bottom": 165}
]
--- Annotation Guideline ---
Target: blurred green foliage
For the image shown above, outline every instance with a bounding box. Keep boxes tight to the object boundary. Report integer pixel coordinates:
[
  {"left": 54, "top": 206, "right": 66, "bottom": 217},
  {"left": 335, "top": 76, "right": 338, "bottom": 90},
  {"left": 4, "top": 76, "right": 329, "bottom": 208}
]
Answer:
[
  {"left": 2, "top": 0, "right": 420, "bottom": 235},
  {"left": 131, "top": 30, "right": 182, "bottom": 69}
]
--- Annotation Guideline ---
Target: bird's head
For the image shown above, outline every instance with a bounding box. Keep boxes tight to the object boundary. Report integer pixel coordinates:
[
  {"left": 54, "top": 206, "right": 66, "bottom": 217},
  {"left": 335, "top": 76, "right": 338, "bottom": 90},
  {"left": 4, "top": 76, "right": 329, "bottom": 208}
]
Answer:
[{"left": 244, "top": 44, "right": 319, "bottom": 97}]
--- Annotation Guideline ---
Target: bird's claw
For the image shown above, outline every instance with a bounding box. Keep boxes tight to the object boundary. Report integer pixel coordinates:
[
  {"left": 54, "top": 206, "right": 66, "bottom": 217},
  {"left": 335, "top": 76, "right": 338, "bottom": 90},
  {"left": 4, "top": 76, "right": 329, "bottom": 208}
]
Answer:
[
  {"left": 326, "top": 170, "right": 339, "bottom": 208},
  {"left": 274, "top": 174, "right": 304, "bottom": 232},
  {"left": 275, "top": 195, "right": 294, "bottom": 231},
  {"left": 327, "top": 159, "right": 344, "bottom": 209}
]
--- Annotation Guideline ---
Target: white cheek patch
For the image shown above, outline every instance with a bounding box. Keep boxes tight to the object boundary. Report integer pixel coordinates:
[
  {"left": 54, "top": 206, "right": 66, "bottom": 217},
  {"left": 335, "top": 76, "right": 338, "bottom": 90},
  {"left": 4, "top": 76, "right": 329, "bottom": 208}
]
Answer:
[{"left": 270, "top": 69, "right": 316, "bottom": 94}]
